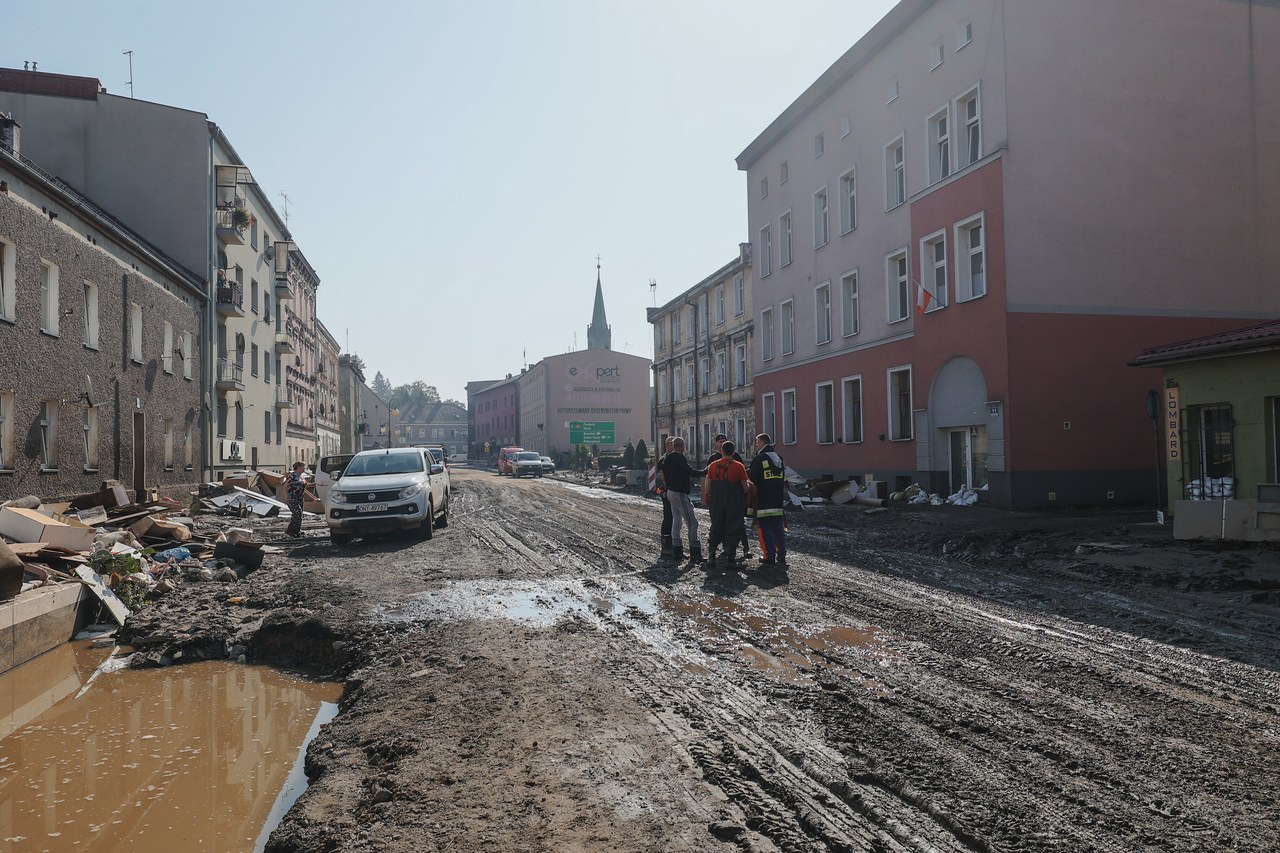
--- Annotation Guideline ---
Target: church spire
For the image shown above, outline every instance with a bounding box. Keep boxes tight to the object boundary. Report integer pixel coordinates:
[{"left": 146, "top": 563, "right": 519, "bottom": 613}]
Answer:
[{"left": 587, "top": 256, "right": 611, "bottom": 350}]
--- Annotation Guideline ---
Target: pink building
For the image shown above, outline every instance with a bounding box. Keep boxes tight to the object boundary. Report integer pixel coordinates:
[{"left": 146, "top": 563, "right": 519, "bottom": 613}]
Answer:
[
  {"left": 737, "top": 0, "right": 1280, "bottom": 508},
  {"left": 472, "top": 376, "right": 521, "bottom": 458}
]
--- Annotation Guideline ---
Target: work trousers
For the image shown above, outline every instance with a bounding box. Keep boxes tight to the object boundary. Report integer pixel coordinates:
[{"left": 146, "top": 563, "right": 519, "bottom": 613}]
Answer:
[
  {"left": 667, "top": 491, "right": 698, "bottom": 549},
  {"left": 707, "top": 501, "right": 746, "bottom": 558},
  {"left": 660, "top": 493, "right": 673, "bottom": 538},
  {"left": 757, "top": 514, "right": 786, "bottom": 560}
]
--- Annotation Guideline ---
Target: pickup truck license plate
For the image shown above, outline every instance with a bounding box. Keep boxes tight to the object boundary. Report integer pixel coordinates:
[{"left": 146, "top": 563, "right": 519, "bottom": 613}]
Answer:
[{"left": 356, "top": 503, "right": 388, "bottom": 513}]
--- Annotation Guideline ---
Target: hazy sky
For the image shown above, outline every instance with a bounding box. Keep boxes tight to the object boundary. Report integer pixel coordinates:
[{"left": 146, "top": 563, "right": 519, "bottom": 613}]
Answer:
[{"left": 1, "top": 0, "right": 896, "bottom": 402}]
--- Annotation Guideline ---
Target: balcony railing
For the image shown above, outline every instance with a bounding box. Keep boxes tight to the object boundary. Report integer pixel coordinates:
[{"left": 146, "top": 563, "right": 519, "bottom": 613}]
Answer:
[
  {"left": 215, "top": 282, "right": 244, "bottom": 317},
  {"left": 216, "top": 358, "right": 244, "bottom": 390},
  {"left": 214, "top": 207, "right": 245, "bottom": 245},
  {"left": 274, "top": 386, "right": 293, "bottom": 407}
]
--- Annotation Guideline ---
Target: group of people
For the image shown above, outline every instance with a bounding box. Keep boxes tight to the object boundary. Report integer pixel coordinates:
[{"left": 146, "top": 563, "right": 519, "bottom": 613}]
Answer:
[{"left": 654, "top": 432, "right": 787, "bottom": 569}]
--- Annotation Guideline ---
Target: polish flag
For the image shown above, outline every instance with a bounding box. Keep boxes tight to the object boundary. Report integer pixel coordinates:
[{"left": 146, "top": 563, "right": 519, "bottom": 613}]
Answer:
[{"left": 915, "top": 280, "right": 934, "bottom": 315}]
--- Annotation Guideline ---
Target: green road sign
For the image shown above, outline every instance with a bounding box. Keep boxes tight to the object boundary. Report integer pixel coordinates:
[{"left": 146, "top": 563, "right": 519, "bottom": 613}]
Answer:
[{"left": 569, "top": 421, "right": 616, "bottom": 444}]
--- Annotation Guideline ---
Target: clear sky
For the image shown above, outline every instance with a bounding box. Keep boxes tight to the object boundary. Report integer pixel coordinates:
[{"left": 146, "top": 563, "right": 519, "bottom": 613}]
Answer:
[{"left": 1, "top": 0, "right": 896, "bottom": 402}]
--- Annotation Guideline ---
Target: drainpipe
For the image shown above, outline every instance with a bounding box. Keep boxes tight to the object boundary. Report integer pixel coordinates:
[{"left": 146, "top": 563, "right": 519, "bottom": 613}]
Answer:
[{"left": 204, "top": 133, "right": 216, "bottom": 483}]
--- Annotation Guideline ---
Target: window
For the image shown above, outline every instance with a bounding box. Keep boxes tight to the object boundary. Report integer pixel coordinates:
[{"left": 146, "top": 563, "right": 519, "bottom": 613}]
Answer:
[
  {"left": 251, "top": 279, "right": 259, "bottom": 313},
  {"left": 700, "top": 356, "right": 709, "bottom": 394},
  {"left": 276, "top": 412, "right": 283, "bottom": 444},
  {"left": 699, "top": 297, "right": 709, "bottom": 334},
  {"left": 840, "top": 169, "right": 857, "bottom": 234},
  {"left": 217, "top": 398, "right": 228, "bottom": 436},
  {"left": 656, "top": 318, "right": 666, "bottom": 351},
  {"left": 887, "top": 251, "right": 910, "bottom": 322},
  {"left": 735, "top": 344, "right": 746, "bottom": 387},
  {"left": 928, "top": 107, "right": 951, "bottom": 183},
  {"left": 686, "top": 361, "right": 695, "bottom": 398},
  {"left": 816, "top": 382, "right": 835, "bottom": 444},
  {"left": 781, "top": 299, "right": 795, "bottom": 355},
  {"left": 0, "top": 239, "right": 13, "bottom": 321},
  {"left": 250, "top": 216, "right": 258, "bottom": 250},
  {"left": 888, "top": 366, "right": 913, "bottom": 440},
  {"left": 780, "top": 211, "right": 793, "bottom": 267},
  {"left": 921, "top": 232, "right": 948, "bottom": 311},
  {"left": 658, "top": 371, "right": 668, "bottom": 404},
  {"left": 840, "top": 117, "right": 851, "bottom": 138},
  {"left": 715, "top": 287, "right": 725, "bottom": 325},
  {"left": 841, "top": 271, "right": 860, "bottom": 337},
  {"left": 674, "top": 367, "right": 682, "bottom": 401},
  {"left": 734, "top": 275, "right": 745, "bottom": 316},
  {"left": 250, "top": 343, "right": 260, "bottom": 377},
  {"left": 185, "top": 422, "right": 195, "bottom": 469},
  {"left": 736, "top": 417, "right": 747, "bottom": 451},
  {"left": 1190, "top": 404, "right": 1234, "bottom": 484},
  {"left": 0, "top": 391, "right": 12, "bottom": 470},
  {"left": 671, "top": 314, "right": 681, "bottom": 345},
  {"left": 780, "top": 160, "right": 789, "bottom": 184},
  {"left": 130, "top": 303, "right": 143, "bottom": 363},
  {"left": 930, "top": 42, "right": 945, "bottom": 70},
  {"left": 264, "top": 352, "right": 272, "bottom": 382},
  {"left": 957, "top": 21, "right": 973, "bottom": 49},
  {"left": 715, "top": 350, "right": 726, "bottom": 392},
  {"left": 40, "top": 262, "right": 59, "bottom": 336},
  {"left": 814, "top": 133, "right": 824, "bottom": 158},
  {"left": 234, "top": 401, "right": 244, "bottom": 440},
  {"left": 79, "top": 281, "right": 99, "bottom": 349},
  {"left": 782, "top": 389, "right": 797, "bottom": 445},
  {"left": 39, "top": 399, "right": 59, "bottom": 470},
  {"left": 163, "top": 322, "right": 174, "bottom": 374},
  {"left": 85, "top": 406, "right": 101, "bottom": 470},
  {"left": 687, "top": 305, "right": 696, "bottom": 339},
  {"left": 761, "top": 308, "right": 774, "bottom": 361},
  {"left": 813, "top": 187, "right": 829, "bottom": 247},
  {"left": 263, "top": 293, "right": 272, "bottom": 324},
  {"left": 265, "top": 410, "right": 273, "bottom": 442},
  {"left": 815, "top": 282, "right": 832, "bottom": 344},
  {"left": 762, "top": 392, "right": 776, "bottom": 441},
  {"left": 887, "top": 78, "right": 899, "bottom": 104},
  {"left": 183, "top": 332, "right": 194, "bottom": 380},
  {"left": 956, "top": 215, "right": 986, "bottom": 300},
  {"left": 842, "top": 376, "right": 864, "bottom": 443},
  {"left": 759, "top": 225, "right": 772, "bottom": 277},
  {"left": 702, "top": 423, "right": 711, "bottom": 456},
  {"left": 760, "top": 177, "right": 768, "bottom": 199},
  {"left": 958, "top": 88, "right": 981, "bottom": 167},
  {"left": 886, "top": 137, "right": 906, "bottom": 208},
  {"left": 163, "top": 418, "right": 174, "bottom": 469}
]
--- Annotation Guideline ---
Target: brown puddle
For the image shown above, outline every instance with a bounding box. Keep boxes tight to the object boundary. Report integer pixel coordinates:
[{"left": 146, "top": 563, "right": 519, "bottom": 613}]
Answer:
[
  {"left": 664, "top": 595, "right": 893, "bottom": 687},
  {"left": 0, "top": 641, "right": 341, "bottom": 852}
]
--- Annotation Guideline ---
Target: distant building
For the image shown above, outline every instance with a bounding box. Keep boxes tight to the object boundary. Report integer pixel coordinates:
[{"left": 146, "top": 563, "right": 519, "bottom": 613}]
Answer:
[
  {"left": 517, "top": 350, "right": 652, "bottom": 456},
  {"left": 649, "top": 244, "right": 754, "bottom": 463},
  {"left": 396, "top": 401, "right": 468, "bottom": 458},
  {"left": 465, "top": 378, "right": 502, "bottom": 459},
  {"left": 316, "top": 321, "right": 342, "bottom": 460},
  {"left": 736, "top": 0, "right": 1279, "bottom": 508},
  {"left": 0, "top": 120, "right": 205, "bottom": 500},
  {"left": 472, "top": 376, "right": 521, "bottom": 456},
  {"left": 336, "top": 354, "right": 365, "bottom": 454}
]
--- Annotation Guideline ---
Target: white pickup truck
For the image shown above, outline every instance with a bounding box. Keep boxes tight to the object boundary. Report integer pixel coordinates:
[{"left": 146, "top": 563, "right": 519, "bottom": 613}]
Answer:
[{"left": 322, "top": 447, "right": 449, "bottom": 545}]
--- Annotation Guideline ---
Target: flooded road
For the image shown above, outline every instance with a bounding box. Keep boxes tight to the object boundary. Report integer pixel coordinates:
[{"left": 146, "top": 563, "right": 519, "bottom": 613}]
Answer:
[
  {"left": 116, "top": 467, "right": 1280, "bottom": 852},
  {"left": 0, "top": 642, "right": 339, "bottom": 852}
]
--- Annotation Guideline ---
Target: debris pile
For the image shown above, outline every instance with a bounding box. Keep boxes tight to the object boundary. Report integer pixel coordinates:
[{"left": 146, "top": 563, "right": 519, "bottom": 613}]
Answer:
[{"left": 1, "top": 475, "right": 286, "bottom": 633}]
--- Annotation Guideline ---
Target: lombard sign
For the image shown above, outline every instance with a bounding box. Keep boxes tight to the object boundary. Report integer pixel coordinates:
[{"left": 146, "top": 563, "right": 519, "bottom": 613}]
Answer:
[
  {"left": 1164, "top": 387, "right": 1181, "bottom": 461},
  {"left": 569, "top": 421, "right": 616, "bottom": 444}
]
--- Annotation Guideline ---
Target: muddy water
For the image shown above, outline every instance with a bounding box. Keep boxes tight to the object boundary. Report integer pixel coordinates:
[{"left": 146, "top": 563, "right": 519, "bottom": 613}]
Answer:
[{"left": 0, "top": 641, "right": 341, "bottom": 853}]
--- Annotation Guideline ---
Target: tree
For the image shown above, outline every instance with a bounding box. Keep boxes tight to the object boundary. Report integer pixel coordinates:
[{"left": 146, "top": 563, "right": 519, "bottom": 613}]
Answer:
[
  {"left": 371, "top": 371, "right": 392, "bottom": 400},
  {"left": 622, "top": 440, "right": 635, "bottom": 470},
  {"left": 634, "top": 439, "right": 649, "bottom": 469},
  {"left": 388, "top": 381, "right": 441, "bottom": 411}
]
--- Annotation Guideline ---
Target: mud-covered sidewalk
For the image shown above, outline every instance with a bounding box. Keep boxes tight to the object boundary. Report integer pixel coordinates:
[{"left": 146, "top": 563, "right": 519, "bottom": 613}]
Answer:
[{"left": 121, "top": 467, "right": 1280, "bottom": 852}]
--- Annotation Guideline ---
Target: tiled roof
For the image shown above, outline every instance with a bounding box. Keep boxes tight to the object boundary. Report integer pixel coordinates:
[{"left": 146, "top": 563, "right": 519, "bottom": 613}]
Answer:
[{"left": 1131, "top": 319, "right": 1280, "bottom": 366}]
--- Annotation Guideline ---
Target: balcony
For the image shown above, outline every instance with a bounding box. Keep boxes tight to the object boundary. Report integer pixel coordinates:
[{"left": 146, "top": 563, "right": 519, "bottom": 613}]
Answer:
[
  {"left": 274, "top": 386, "right": 292, "bottom": 408},
  {"left": 215, "top": 207, "right": 246, "bottom": 246},
  {"left": 274, "top": 332, "right": 296, "bottom": 354},
  {"left": 274, "top": 274, "right": 294, "bottom": 300},
  {"left": 216, "top": 358, "right": 244, "bottom": 392},
  {"left": 215, "top": 281, "right": 244, "bottom": 318}
]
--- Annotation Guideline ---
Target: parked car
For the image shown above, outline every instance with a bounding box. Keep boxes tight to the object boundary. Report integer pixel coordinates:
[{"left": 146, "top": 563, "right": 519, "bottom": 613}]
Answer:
[
  {"left": 324, "top": 447, "right": 449, "bottom": 545},
  {"left": 497, "top": 446, "right": 524, "bottom": 475},
  {"left": 540, "top": 455, "right": 556, "bottom": 475},
  {"left": 511, "top": 451, "right": 545, "bottom": 478},
  {"left": 447, "top": 452, "right": 467, "bottom": 464},
  {"left": 315, "top": 454, "right": 356, "bottom": 504}
]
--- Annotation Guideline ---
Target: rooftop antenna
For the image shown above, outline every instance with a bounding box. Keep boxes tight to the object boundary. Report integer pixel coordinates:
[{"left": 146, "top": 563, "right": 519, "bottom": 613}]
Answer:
[
  {"left": 649, "top": 277, "right": 656, "bottom": 306},
  {"left": 279, "top": 190, "right": 292, "bottom": 226},
  {"left": 122, "top": 50, "right": 133, "bottom": 98}
]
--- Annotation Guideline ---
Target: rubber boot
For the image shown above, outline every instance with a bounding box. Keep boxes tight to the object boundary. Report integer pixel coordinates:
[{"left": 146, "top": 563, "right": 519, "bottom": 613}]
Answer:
[
  {"left": 688, "top": 544, "right": 703, "bottom": 564},
  {"left": 660, "top": 535, "right": 674, "bottom": 559},
  {"left": 672, "top": 544, "right": 685, "bottom": 562}
]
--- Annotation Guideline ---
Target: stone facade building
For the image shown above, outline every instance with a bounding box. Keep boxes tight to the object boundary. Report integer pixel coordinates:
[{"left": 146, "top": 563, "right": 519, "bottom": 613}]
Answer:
[
  {"left": 472, "top": 376, "right": 520, "bottom": 457},
  {"left": 0, "top": 125, "right": 205, "bottom": 500},
  {"left": 649, "top": 244, "right": 754, "bottom": 463},
  {"left": 396, "top": 401, "right": 468, "bottom": 458}
]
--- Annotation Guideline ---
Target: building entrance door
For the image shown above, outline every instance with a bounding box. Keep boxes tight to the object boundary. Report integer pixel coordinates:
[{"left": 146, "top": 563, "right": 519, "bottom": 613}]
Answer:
[{"left": 949, "top": 426, "right": 990, "bottom": 493}]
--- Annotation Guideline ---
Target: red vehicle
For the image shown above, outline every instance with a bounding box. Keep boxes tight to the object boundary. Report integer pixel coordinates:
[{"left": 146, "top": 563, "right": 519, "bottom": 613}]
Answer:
[{"left": 497, "top": 446, "right": 524, "bottom": 475}]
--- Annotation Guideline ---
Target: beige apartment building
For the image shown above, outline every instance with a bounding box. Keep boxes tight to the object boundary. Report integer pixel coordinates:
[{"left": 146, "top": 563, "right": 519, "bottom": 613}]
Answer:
[{"left": 649, "top": 244, "right": 754, "bottom": 462}]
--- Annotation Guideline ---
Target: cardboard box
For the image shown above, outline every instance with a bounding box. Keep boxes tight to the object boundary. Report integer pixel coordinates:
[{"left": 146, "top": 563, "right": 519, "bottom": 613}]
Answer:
[{"left": 0, "top": 507, "right": 97, "bottom": 552}]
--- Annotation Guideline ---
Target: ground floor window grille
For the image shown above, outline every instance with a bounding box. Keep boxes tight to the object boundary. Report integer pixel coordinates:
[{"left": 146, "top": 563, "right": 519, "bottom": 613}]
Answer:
[{"left": 1184, "top": 403, "right": 1234, "bottom": 499}]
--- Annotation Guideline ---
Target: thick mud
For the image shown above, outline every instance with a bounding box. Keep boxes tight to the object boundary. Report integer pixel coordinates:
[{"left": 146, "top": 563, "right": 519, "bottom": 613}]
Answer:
[{"left": 121, "top": 467, "right": 1280, "bottom": 852}]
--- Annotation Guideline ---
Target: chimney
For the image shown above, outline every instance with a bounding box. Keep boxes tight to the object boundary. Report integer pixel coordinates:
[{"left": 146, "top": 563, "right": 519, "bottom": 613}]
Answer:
[{"left": 0, "top": 114, "right": 20, "bottom": 157}]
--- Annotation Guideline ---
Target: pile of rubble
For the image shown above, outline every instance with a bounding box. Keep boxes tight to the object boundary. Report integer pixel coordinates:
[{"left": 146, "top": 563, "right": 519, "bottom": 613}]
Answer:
[{"left": 0, "top": 476, "right": 287, "bottom": 633}]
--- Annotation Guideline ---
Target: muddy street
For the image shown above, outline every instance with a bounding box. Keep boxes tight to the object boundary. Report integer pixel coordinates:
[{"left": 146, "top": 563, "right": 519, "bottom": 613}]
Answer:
[{"left": 130, "top": 467, "right": 1280, "bottom": 852}]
